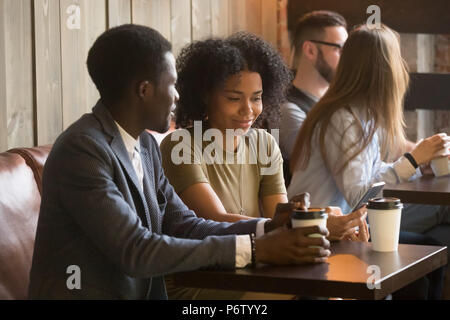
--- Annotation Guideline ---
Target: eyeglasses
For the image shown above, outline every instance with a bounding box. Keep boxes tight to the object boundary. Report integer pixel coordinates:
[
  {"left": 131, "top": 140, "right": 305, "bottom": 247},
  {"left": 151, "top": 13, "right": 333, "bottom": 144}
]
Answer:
[{"left": 308, "top": 39, "right": 344, "bottom": 50}]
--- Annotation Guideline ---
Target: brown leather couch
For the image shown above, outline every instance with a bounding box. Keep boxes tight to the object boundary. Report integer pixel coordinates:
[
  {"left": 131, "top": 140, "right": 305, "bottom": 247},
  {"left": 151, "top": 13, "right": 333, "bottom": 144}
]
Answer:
[{"left": 0, "top": 146, "right": 51, "bottom": 299}]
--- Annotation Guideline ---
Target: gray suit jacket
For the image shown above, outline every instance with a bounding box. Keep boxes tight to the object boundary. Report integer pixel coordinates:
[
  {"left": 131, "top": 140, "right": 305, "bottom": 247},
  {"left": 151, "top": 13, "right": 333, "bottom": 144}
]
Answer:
[{"left": 28, "top": 101, "right": 260, "bottom": 299}]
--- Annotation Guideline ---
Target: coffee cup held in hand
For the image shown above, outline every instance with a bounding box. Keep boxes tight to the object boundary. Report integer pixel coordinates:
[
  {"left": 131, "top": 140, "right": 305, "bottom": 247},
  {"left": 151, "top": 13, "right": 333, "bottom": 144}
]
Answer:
[
  {"left": 431, "top": 142, "right": 450, "bottom": 177},
  {"left": 367, "top": 197, "right": 403, "bottom": 252},
  {"left": 291, "top": 208, "right": 328, "bottom": 247}
]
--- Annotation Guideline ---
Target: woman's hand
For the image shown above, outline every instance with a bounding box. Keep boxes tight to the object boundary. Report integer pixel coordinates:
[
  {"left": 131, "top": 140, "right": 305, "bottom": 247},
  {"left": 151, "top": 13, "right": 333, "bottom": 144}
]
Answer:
[
  {"left": 289, "top": 192, "right": 311, "bottom": 210},
  {"left": 410, "top": 133, "right": 450, "bottom": 166},
  {"left": 265, "top": 193, "right": 311, "bottom": 233},
  {"left": 326, "top": 206, "right": 368, "bottom": 241},
  {"left": 345, "top": 214, "right": 370, "bottom": 242}
]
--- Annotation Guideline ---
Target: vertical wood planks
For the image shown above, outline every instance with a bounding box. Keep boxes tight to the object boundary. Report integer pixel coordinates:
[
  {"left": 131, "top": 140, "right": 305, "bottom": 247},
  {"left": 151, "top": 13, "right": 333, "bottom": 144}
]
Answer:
[
  {"left": 60, "top": 0, "right": 87, "bottom": 129},
  {"left": 34, "top": 0, "right": 63, "bottom": 145},
  {"left": 261, "top": 0, "right": 277, "bottom": 47},
  {"left": 60, "top": 0, "right": 106, "bottom": 130},
  {"left": 211, "top": 0, "right": 229, "bottom": 37},
  {"left": 108, "top": 0, "right": 131, "bottom": 28},
  {"left": 245, "top": 0, "right": 262, "bottom": 36},
  {"left": 0, "top": 0, "right": 287, "bottom": 150},
  {"left": 1, "top": 0, "right": 34, "bottom": 149},
  {"left": 0, "top": 0, "right": 8, "bottom": 150},
  {"left": 83, "top": 0, "right": 106, "bottom": 110},
  {"left": 171, "top": 0, "right": 191, "bottom": 57},
  {"left": 191, "top": 0, "right": 212, "bottom": 40},
  {"left": 229, "top": 0, "right": 246, "bottom": 33},
  {"left": 132, "top": 0, "right": 171, "bottom": 41}
]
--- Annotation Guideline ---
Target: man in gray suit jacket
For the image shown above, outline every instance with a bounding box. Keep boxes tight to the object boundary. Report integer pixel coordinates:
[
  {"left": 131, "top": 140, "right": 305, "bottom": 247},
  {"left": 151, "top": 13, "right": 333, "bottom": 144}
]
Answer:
[{"left": 28, "top": 24, "right": 330, "bottom": 299}]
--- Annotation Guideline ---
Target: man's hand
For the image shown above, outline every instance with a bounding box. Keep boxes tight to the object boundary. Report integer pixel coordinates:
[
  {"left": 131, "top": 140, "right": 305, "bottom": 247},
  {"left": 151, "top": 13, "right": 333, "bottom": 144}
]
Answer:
[
  {"left": 255, "top": 225, "right": 331, "bottom": 265},
  {"left": 290, "top": 192, "right": 311, "bottom": 210},
  {"left": 326, "top": 206, "right": 367, "bottom": 241},
  {"left": 264, "top": 193, "right": 310, "bottom": 233}
]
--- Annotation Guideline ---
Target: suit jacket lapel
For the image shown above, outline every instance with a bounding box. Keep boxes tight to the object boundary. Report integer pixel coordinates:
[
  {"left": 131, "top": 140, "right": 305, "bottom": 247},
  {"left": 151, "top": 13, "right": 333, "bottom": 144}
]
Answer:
[
  {"left": 110, "top": 137, "right": 143, "bottom": 197},
  {"left": 141, "top": 148, "right": 160, "bottom": 233},
  {"left": 92, "top": 100, "right": 152, "bottom": 230}
]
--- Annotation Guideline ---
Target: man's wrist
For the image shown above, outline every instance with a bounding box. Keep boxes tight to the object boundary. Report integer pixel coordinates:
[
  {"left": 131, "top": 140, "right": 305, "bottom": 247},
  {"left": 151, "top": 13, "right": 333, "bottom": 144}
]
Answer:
[{"left": 254, "top": 237, "right": 265, "bottom": 264}]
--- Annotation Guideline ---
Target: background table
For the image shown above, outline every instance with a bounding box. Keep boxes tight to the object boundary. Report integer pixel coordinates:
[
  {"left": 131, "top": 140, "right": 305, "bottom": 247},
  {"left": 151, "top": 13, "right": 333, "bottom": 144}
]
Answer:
[
  {"left": 173, "top": 241, "right": 447, "bottom": 300},
  {"left": 383, "top": 175, "right": 450, "bottom": 205}
]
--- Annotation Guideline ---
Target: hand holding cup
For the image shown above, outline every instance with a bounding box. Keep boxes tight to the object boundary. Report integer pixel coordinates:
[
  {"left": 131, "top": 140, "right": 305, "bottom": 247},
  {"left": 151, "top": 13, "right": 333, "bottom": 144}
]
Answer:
[
  {"left": 410, "top": 133, "right": 450, "bottom": 166},
  {"left": 255, "top": 225, "right": 331, "bottom": 265}
]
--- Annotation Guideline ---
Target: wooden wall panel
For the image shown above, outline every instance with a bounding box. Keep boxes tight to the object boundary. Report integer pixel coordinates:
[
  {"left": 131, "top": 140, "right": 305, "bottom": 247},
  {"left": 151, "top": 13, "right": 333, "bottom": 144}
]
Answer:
[
  {"left": 60, "top": 0, "right": 106, "bottom": 130},
  {"left": 261, "top": 0, "right": 277, "bottom": 47},
  {"left": 1, "top": 0, "right": 34, "bottom": 149},
  {"left": 192, "top": 0, "right": 212, "bottom": 40},
  {"left": 0, "top": 0, "right": 284, "bottom": 151},
  {"left": 83, "top": 0, "right": 106, "bottom": 111},
  {"left": 0, "top": 1, "right": 8, "bottom": 151},
  {"left": 245, "top": 0, "right": 262, "bottom": 36},
  {"left": 132, "top": 0, "right": 171, "bottom": 41},
  {"left": 60, "top": 0, "right": 87, "bottom": 129},
  {"left": 211, "top": 0, "right": 229, "bottom": 37},
  {"left": 34, "top": 0, "right": 63, "bottom": 145},
  {"left": 229, "top": 0, "right": 246, "bottom": 33},
  {"left": 170, "top": 0, "right": 191, "bottom": 57},
  {"left": 108, "top": 0, "right": 131, "bottom": 28}
]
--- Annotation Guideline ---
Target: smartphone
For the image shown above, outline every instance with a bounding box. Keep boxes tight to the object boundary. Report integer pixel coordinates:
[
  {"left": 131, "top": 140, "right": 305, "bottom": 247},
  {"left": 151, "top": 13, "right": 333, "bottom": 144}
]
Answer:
[{"left": 351, "top": 181, "right": 386, "bottom": 212}]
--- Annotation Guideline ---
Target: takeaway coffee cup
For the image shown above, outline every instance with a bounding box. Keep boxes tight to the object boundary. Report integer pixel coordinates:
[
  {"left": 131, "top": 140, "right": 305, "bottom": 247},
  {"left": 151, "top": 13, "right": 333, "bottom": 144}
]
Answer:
[
  {"left": 431, "top": 142, "right": 450, "bottom": 177},
  {"left": 291, "top": 208, "right": 328, "bottom": 243},
  {"left": 367, "top": 198, "right": 403, "bottom": 252},
  {"left": 431, "top": 157, "right": 450, "bottom": 177}
]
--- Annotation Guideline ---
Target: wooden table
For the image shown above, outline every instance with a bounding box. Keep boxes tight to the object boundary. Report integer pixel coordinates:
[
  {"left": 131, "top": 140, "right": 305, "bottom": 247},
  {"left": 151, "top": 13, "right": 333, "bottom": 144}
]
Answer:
[
  {"left": 383, "top": 175, "right": 450, "bottom": 205},
  {"left": 173, "top": 241, "right": 447, "bottom": 300}
]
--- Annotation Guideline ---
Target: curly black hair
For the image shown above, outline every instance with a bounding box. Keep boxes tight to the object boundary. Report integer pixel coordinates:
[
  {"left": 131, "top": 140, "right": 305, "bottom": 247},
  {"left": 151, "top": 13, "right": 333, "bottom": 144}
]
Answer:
[
  {"left": 175, "top": 32, "right": 292, "bottom": 129},
  {"left": 87, "top": 24, "right": 171, "bottom": 103}
]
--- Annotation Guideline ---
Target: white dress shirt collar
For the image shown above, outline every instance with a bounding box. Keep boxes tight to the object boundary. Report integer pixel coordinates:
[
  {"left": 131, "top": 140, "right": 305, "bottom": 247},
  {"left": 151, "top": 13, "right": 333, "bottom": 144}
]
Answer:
[
  {"left": 114, "top": 121, "right": 144, "bottom": 191},
  {"left": 114, "top": 121, "right": 140, "bottom": 154}
]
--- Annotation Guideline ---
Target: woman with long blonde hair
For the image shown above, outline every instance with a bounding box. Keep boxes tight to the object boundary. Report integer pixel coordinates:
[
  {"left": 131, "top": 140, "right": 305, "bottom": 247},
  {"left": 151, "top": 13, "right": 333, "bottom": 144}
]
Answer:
[{"left": 288, "top": 24, "right": 449, "bottom": 299}]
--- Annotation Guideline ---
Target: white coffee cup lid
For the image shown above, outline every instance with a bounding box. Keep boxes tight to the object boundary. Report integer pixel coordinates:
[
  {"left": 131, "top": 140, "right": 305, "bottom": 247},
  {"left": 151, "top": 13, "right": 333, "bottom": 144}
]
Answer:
[{"left": 367, "top": 197, "right": 403, "bottom": 210}]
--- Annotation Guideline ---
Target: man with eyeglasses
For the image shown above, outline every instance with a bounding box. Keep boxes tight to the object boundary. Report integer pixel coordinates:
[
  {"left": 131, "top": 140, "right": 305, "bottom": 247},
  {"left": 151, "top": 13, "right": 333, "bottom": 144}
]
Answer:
[
  {"left": 278, "top": 11, "right": 448, "bottom": 300},
  {"left": 279, "top": 11, "right": 347, "bottom": 185}
]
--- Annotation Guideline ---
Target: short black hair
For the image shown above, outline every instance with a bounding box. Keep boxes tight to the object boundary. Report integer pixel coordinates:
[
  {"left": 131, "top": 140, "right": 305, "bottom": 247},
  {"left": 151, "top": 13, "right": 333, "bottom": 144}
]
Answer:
[
  {"left": 291, "top": 11, "right": 347, "bottom": 66},
  {"left": 87, "top": 24, "right": 172, "bottom": 103},
  {"left": 175, "top": 32, "right": 292, "bottom": 129}
]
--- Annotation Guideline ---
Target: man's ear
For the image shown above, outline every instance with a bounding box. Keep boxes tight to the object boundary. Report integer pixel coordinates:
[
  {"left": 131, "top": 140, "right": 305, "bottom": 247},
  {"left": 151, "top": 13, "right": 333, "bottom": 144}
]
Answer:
[
  {"left": 302, "top": 41, "right": 318, "bottom": 61},
  {"left": 137, "top": 80, "right": 155, "bottom": 100}
]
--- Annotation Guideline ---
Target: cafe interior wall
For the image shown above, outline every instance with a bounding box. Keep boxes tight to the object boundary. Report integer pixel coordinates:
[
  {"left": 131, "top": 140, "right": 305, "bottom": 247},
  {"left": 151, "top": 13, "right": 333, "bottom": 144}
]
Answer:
[
  {"left": 401, "top": 34, "right": 450, "bottom": 142},
  {"left": 0, "top": 0, "right": 279, "bottom": 152},
  {"left": 1, "top": 0, "right": 448, "bottom": 152}
]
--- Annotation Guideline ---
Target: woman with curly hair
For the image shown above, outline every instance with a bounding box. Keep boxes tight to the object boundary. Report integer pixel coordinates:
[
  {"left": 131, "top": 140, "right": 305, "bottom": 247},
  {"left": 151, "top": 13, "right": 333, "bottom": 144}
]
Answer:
[
  {"left": 160, "top": 32, "right": 292, "bottom": 299},
  {"left": 160, "top": 32, "right": 367, "bottom": 300},
  {"left": 161, "top": 32, "right": 293, "bottom": 226}
]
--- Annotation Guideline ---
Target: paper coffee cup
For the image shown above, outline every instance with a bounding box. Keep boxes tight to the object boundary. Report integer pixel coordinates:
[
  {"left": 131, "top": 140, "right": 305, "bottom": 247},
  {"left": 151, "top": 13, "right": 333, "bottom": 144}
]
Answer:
[
  {"left": 291, "top": 209, "right": 328, "bottom": 247},
  {"left": 367, "top": 198, "right": 403, "bottom": 252},
  {"left": 431, "top": 142, "right": 450, "bottom": 177},
  {"left": 431, "top": 157, "right": 450, "bottom": 177}
]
